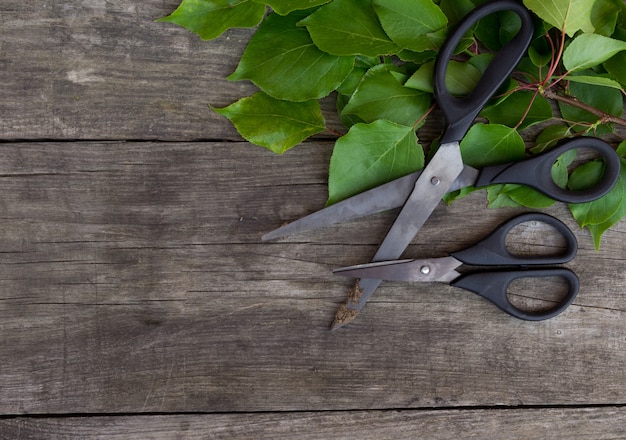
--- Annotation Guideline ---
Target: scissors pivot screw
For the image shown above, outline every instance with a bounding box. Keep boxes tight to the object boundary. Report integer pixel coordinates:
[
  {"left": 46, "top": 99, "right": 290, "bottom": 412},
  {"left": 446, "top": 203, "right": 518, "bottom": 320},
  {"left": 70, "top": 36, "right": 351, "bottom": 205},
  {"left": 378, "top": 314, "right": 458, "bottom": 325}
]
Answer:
[
  {"left": 420, "top": 265, "right": 431, "bottom": 275},
  {"left": 430, "top": 177, "right": 441, "bottom": 186}
]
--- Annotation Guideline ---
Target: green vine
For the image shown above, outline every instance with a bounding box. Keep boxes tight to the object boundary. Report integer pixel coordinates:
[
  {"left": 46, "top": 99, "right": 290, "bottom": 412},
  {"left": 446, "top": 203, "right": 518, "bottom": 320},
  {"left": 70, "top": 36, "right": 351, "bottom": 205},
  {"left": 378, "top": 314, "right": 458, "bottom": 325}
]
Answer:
[{"left": 159, "top": 0, "right": 626, "bottom": 249}]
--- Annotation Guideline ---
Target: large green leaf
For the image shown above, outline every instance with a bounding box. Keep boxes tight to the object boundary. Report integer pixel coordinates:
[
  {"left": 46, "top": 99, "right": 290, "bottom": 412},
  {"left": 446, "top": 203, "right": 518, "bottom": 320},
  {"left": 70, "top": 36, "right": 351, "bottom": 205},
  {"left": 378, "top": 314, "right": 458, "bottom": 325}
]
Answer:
[
  {"left": 372, "top": 0, "right": 448, "bottom": 52},
  {"left": 213, "top": 92, "right": 325, "bottom": 154},
  {"left": 579, "top": 141, "right": 626, "bottom": 250},
  {"left": 298, "top": 0, "right": 399, "bottom": 56},
  {"left": 252, "top": 0, "right": 330, "bottom": 15},
  {"left": 228, "top": 10, "right": 355, "bottom": 101},
  {"left": 565, "top": 75, "right": 624, "bottom": 92},
  {"left": 523, "top": 0, "right": 620, "bottom": 36},
  {"left": 341, "top": 65, "right": 432, "bottom": 127},
  {"left": 438, "top": 0, "right": 475, "bottom": 25},
  {"left": 481, "top": 91, "right": 553, "bottom": 130},
  {"left": 458, "top": 123, "right": 526, "bottom": 167},
  {"left": 158, "top": 0, "right": 266, "bottom": 40},
  {"left": 568, "top": 159, "right": 626, "bottom": 250},
  {"left": 405, "top": 60, "right": 482, "bottom": 96},
  {"left": 327, "top": 120, "right": 424, "bottom": 205},
  {"left": 563, "top": 34, "right": 626, "bottom": 72}
]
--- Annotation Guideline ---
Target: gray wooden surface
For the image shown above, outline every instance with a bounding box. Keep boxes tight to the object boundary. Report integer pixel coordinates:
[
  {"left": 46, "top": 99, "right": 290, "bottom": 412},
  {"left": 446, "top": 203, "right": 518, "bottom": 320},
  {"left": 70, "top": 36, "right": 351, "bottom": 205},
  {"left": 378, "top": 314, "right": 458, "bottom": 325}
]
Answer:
[{"left": 1, "top": 1, "right": 626, "bottom": 438}]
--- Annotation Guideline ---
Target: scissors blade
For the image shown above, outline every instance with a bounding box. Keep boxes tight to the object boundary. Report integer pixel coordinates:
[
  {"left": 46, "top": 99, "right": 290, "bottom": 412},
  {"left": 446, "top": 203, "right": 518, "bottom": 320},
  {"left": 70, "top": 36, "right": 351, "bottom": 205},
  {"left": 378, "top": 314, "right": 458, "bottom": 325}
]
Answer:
[
  {"left": 333, "top": 257, "right": 462, "bottom": 284},
  {"left": 332, "top": 141, "right": 465, "bottom": 330},
  {"left": 262, "top": 166, "right": 479, "bottom": 241}
]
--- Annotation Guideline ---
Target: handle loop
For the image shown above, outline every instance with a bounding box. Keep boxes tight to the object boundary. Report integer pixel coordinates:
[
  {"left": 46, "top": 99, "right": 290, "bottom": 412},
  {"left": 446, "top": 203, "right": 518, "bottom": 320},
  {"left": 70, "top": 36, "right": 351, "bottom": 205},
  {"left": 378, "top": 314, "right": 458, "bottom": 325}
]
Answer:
[
  {"left": 474, "top": 137, "right": 621, "bottom": 204},
  {"left": 452, "top": 268, "right": 579, "bottom": 320},
  {"left": 435, "top": 0, "right": 534, "bottom": 144},
  {"left": 451, "top": 212, "right": 578, "bottom": 266}
]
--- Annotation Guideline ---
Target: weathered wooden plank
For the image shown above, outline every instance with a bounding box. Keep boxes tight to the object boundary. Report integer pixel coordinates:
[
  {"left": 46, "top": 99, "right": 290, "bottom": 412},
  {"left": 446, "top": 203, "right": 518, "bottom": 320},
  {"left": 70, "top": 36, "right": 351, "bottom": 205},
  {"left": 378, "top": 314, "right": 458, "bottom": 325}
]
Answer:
[
  {"left": 1, "top": 407, "right": 626, "bottom": 439},
  {"left": 0, "top": 1, "right": 267, "bottom": 140},
  {"left": 0, "top": 141, "right": 625, "bottom": 415}
]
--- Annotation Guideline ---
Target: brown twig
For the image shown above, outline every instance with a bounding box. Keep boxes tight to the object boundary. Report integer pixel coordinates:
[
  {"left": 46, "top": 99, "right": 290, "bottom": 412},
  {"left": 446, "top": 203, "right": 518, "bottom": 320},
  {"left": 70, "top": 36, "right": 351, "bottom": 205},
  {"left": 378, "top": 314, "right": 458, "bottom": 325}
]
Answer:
[{"left": 542, "top": 89, "right": 626, "bottom": 128}]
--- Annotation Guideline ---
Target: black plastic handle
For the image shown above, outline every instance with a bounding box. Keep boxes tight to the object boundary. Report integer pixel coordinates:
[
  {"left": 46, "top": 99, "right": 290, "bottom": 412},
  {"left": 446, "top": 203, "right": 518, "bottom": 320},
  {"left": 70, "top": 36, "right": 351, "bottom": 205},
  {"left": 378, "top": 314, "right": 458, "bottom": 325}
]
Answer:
[
  {"left": 451, "top": 268, "right": 579, "bottom": 320},
  {"left": 474, "top": 137, "right": 621, "bottom": 203},
  {"left": 451, "top": 212, "right": 577, "bottom": 266},
  {"left": 434, "top": 0, "right": 534, "bottom": 144}
]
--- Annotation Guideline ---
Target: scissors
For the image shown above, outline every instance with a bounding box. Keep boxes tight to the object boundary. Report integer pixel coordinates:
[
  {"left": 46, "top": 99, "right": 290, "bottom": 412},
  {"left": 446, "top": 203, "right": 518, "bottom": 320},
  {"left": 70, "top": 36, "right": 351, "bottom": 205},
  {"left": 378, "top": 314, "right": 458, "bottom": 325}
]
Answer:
[
  {"left": 333, "top": 212, "right": 579, "bottom": 321},
  {"left": 262, "top": 0, "right": 620, "bottom": 329}
]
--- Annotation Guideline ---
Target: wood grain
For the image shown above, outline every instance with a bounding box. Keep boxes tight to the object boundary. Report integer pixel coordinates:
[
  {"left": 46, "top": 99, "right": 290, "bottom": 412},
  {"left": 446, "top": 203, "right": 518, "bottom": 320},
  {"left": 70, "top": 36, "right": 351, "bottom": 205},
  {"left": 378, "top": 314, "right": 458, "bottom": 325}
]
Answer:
[
  {"left": 0, "top": 1, "right": 256, "bottom": 141},
  {"left": 0, "top": 142, "right": 625, "bottom": 417},
  {"left": 2, "top": 0, "right": 626, "bottom": 436},
  {"left": 1, "top": 408, "right": 626, "bottom": 439}
]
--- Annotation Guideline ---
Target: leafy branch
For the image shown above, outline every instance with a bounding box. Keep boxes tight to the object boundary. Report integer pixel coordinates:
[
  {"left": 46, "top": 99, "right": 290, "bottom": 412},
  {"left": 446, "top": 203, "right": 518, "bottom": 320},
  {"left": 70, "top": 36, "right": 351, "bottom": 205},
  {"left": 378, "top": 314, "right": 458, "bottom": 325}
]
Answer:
[{"left": 159, "top": 0, "right": 626, "bottom": 249}]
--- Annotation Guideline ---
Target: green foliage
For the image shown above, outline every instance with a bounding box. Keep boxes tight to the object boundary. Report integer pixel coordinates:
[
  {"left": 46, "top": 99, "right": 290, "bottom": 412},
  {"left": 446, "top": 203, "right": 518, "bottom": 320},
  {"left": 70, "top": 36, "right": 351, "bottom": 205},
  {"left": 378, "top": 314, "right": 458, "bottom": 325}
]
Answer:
[
  {"left": 228, "top": 10, "right": 355, "bottom": 101},
  {"left": 212, "top": 92, "right": 325, "bottom": 153},
  {"left": 161, "top": 0, "right": 626, "bottom": 248},
  {"left": 157, "top": 0, "right": 266, "bottom": 40},
  {"left": 327, "top": 120, "right": 424, "bottom": 205}
]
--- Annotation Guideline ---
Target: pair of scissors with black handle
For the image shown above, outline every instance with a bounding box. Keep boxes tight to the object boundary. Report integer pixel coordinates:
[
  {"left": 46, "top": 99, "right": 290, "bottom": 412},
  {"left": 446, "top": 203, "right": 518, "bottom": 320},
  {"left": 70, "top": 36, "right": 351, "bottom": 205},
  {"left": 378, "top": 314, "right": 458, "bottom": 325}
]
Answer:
[
  {"left": 262, "top": 0, "right": 620, "bottom": 329},
  {"left": 334, "top": 213, "right": 579, "bottom": 321},
  {"left": 263, "top": 137, "right": 619, "bottom": 241}
]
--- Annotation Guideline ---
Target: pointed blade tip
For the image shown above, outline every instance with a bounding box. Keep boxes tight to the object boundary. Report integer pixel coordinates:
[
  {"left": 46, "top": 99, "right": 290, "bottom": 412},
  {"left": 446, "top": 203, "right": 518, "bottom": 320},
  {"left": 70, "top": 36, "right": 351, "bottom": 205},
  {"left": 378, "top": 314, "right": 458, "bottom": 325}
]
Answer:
[
  {"left": 330, "top": 303, "right": 359, "bottom": 331},
  {"left": 261, "top": 228, "right": 287, "bottom": 241},
  {"left": 261, "top": 232, "right": 276, "bottom": 241},
  {"left": 330, "top": 320, "right": 346, "bottom": 331}
]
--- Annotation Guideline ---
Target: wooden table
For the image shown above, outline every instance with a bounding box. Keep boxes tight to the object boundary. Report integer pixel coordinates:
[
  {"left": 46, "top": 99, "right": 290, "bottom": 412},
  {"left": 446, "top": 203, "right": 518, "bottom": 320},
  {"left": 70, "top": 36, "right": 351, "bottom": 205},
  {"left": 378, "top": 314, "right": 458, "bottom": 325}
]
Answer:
[{"left": 1, "top": 1, "right": 625, "bottom": 438}]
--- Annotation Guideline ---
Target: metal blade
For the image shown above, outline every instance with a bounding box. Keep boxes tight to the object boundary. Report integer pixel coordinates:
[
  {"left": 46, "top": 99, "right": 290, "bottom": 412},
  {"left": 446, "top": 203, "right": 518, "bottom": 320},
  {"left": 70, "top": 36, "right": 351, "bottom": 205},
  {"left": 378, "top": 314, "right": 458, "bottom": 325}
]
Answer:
[
  {"left": 333, "top": 257, "right": 462, "bottom": 283},
  {"left": 262, "top": 165, "right": 478, "bottom": 241},
  {"left": 331, "top": 142, "right": 465, "bottom": 330},
  {"left": 262, "top": 171, "right": 421, "bottom": 241}
]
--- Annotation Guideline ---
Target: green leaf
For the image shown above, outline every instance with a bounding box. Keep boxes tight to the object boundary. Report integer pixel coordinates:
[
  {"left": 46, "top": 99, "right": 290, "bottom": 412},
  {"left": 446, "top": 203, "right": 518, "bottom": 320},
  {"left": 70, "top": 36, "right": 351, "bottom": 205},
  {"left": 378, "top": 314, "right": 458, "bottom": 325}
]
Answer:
[
  {"left": 559, "top": 81, "right": 624, "bottom": 132},
  {"left": 298, "top": 0, "right": 399, "bottom": 56},
  {"left": 590, "top": 0, "right": 621, "bottom": 36},
  {"left": 405, "top": 60, "right": 482, "bottom": 96},
  {"left": 563, "top": 34, "right": 626, "bottom": 72},
  {"left": 487, "top": 185, "right": 524, "bottom": 208},
  {"left": 341, "top": 65, "right": 432, "bottom": 127},
  {"left": 531, "top": 125, "right": 572, "bottom": 154},
  {"left": 396, "top": 49, "right": 438, "bottom": 64},
  {"left": 528, "top": 46, "right": 552, "bottom": 68},
  {"left": 213, "top": 92, "right": 325, "bottom": 154},
  {"left": 327, "top": 120, "right": 424, "bottom": 205},
  {"left": 481, "top": 91, "right": 553, "bottom": 130},
  {"left": 565, "top": 75, "right": 625, "bottom": 92},
  {"left": 158, "top": 0, "right": 266, "bottom": 40},
  {"left": 568, "top": 160, "right": 626, "bottom": 250},
  {"left": 523, "top": 0, "right": 619, "bottom": 36},
  {"left": 439, "top": 0, "right": 475, "bottom": 26},
  {"left": 488, "top": 184, "right": 556, "bottom": 209},
  {"left": 372, "top": 0, "right": 448, "bottom": 52},
  {"left": 228, "top": 10, "right": 355, "bottom": 101},
  {"left": 568, "top": 161, "right": 619, "bottom": 224},
  {"left": 617, "top": 139, "right": 626, "bottom": 158},
  {"left": 474, "top": 10, "right": 522, "bottom": 51},
  {"left": 604, "top": 52, "right": 626, "bottom": 85},
  {"left": 459, "top": 123, "right": 526, "bottom": 167},
  {"left": 252, "top": 0, "right": 330, "bottom": 15},
  {"left": 336, "top": 66, "right": 369, "bottom": 96},
  {"left": 551, "top": 147, "right": 577, "bottom": 189}
]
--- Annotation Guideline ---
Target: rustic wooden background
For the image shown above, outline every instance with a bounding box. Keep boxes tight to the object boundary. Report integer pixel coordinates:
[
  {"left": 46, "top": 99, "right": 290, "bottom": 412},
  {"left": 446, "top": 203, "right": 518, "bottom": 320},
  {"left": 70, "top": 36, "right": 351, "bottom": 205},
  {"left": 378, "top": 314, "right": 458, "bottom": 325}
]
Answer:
[{"left": 1, "top": 1, "right": 626, "bottom": 438}]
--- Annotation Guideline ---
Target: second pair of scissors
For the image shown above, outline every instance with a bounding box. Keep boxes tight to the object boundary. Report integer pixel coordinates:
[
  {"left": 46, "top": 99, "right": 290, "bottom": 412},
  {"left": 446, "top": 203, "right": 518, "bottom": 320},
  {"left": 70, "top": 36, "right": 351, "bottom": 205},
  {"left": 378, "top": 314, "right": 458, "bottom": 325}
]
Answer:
[
  {"left": 334, "top": 212, "right": 580, "bottom": 322},
  {"left": 263, "top": 0, "right": 620, "bottom": 329}
]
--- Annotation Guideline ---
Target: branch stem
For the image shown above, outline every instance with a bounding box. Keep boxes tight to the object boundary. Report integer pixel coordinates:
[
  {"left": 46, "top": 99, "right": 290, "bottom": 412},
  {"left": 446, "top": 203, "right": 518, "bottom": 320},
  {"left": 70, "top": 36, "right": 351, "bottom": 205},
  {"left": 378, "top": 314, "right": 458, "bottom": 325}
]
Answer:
[{"left": 542, "top": 89, "right": 626, "bottom": 127}]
